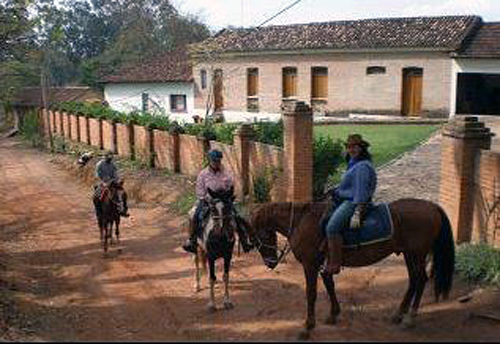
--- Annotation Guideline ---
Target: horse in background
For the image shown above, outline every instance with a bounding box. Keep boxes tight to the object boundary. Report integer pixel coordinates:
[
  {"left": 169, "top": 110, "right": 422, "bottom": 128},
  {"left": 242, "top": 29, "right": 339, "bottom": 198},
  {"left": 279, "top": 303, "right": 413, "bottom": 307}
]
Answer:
[
  {"left": 93, "top": 179, "right": 126, "bottom": 253},
  {"left": 190, "top": 186, "right": 238, "bottom": 312},
  {"left": 248, "top": 198, "right": 455, "bottom": 340}
]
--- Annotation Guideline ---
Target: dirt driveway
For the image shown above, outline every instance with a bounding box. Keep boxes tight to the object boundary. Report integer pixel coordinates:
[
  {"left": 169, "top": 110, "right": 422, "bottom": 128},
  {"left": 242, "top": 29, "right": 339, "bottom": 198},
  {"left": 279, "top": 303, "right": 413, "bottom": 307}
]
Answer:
[{"left": 1, "top": 137, "right": 499, "bottom": 342}]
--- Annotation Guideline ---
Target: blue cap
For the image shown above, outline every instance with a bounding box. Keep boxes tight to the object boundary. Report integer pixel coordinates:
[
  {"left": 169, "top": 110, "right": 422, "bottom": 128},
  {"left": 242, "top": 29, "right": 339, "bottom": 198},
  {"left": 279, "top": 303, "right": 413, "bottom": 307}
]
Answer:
[{"left": 208, "top": 149, "right": 223, "bottom": 161}]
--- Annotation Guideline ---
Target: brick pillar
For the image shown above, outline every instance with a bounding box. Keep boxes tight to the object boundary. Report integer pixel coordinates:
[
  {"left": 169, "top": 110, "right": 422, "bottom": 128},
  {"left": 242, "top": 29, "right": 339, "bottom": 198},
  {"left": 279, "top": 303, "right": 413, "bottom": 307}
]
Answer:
[
  {"left": 234, "top": 124, "right": 255, "bottom": 199},
  {"left": 85, "top": 115, "right": 91, "bottom": 145},
  {"left": 148, "top": 126, "right": 155, "bottom": 168},
  {"left": 75, "top": 114, "right": 81, "bottom": 142},
  {"left": 283, "top": 101, "right": 313, "bottom": 203},
  {"left": 169, "top": 126, "right": 182, "bottom": 173},
  {"left": 66, "top": 112, "right": 72, "bottom": 140},
  {"left": 439, "top": 116, "right": 493, "bottom": 244}
]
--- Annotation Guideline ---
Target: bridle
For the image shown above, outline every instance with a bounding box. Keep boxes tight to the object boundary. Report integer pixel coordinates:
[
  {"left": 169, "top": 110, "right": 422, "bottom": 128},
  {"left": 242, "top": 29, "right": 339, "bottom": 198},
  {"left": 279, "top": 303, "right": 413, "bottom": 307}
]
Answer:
[{"left": 251, "top": 202, "right": 295, "bottom": 267}]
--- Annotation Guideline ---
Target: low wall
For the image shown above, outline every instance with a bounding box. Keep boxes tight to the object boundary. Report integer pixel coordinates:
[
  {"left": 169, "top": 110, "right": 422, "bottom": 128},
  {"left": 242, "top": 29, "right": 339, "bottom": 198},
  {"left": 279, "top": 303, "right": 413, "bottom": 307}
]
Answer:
[
  {"left": 88, "top": 117, "right": 102, "bottom": 149},
  {"left": 102, "top": 120, "right": 115, "bottom": 152},
  {"left": 116, "top": 123, "right": 132, "bottom": 158},
  {"left": 70, "top": 114, "right": 79, "bottom": 142},
  {"left": 179, "top": 134, "right": 205, "bottom": 176},
  {"left": 154, "top": 130, "right": 175, "bottom": 171}
]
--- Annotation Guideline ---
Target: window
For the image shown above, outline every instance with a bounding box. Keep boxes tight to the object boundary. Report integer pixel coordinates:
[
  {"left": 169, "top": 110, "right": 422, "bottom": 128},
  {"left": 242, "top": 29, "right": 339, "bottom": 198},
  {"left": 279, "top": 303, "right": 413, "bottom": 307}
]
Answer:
[
  {"left": 142, "top": 93, "right": 149, "bottom": 113},
  {"left": 366, "top": 66, "right": 386, "bottom": 75},
  {"left": 200, "top": 69, "right": 207, "bottom": 89},
  {"left": 282, "top": 67, "right": 297, "bottom": 98},
  {"left": 170, "top": 94, "right": 187, "bottom": 113},
  {"left": 311, "top": 67, "right": 328, "bottom": 99},
  {"left": 247, "top": 68, "right": 258, "bottom": 97}
]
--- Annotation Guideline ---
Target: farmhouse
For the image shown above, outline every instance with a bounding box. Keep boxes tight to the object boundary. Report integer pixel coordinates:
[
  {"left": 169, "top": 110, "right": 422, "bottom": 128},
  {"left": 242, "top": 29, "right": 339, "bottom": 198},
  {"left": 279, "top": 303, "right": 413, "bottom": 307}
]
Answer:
[
  {"left": 190, "top": 15, "right": 500, "bottom": 121},
  {"left": 100, "top": 50, "right": 196, "bottom": 123}
]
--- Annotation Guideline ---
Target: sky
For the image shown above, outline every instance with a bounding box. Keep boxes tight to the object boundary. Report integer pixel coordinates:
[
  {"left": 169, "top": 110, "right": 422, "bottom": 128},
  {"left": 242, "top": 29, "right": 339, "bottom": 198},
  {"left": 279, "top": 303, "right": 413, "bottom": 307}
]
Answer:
[{"left": 172, "top": 0, "right": 500, "bottom": 32}]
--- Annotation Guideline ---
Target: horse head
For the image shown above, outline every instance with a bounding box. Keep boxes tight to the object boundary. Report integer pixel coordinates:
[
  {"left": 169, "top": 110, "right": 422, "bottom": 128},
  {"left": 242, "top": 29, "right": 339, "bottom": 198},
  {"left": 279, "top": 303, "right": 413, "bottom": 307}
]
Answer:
[
  {"left": 248, "top": 204, "right": 279, "bottom": 269},
  {"left": 207, "top": 186, "right": 235, "bottom": 234}
]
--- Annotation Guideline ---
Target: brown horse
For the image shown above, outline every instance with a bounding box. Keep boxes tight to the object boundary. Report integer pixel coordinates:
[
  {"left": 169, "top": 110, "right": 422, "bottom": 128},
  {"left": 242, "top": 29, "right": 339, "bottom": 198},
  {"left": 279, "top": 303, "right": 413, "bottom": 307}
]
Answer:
[
  {"left": 247, "top": 198, "right": 455, "bottom": 340},
  {"left": 93, "top": 179, "right": 126, "bottom": 252}
]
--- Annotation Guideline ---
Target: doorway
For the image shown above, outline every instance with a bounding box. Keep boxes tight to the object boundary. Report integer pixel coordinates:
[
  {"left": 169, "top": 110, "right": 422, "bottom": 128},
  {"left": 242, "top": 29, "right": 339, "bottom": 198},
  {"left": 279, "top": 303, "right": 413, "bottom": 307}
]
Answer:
[{"left": 401, "top": 67, "right": 423, "bottom": 116}]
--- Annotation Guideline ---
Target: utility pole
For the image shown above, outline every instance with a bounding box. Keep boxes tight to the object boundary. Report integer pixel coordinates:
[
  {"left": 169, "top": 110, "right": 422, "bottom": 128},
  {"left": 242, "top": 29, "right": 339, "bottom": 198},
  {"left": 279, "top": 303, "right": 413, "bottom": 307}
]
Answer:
[{"left": 41, "top": 69, "right": 54, "bottom": 150}]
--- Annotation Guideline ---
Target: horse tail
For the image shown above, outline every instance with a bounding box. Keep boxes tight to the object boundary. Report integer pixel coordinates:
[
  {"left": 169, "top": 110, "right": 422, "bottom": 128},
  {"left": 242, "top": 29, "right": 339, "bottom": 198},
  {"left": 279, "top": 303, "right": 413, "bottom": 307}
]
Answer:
[{"left": 431, "top": 206, "right": 455, "bottom": 302}]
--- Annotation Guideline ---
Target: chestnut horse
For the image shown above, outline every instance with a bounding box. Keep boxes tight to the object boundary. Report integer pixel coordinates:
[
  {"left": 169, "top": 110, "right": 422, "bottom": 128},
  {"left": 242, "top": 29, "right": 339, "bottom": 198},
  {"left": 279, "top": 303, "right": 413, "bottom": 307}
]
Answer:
[{"left": 247, "top": 198, "right": 454, "bottom": 340}]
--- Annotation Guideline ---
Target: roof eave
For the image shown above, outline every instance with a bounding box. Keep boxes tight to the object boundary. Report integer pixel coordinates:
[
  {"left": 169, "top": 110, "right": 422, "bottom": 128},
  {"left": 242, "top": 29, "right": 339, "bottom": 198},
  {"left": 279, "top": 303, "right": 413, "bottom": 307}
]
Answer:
[{"left": 192, "top": 46, "right": 455, "bottom": 59}]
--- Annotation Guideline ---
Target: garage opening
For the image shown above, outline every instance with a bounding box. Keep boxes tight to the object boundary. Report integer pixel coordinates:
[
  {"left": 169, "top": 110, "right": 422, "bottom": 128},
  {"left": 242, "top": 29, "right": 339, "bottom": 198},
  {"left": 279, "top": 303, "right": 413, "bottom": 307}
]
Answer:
[{"left": 456, "top": 73, "right": 500, "bottom": 115}]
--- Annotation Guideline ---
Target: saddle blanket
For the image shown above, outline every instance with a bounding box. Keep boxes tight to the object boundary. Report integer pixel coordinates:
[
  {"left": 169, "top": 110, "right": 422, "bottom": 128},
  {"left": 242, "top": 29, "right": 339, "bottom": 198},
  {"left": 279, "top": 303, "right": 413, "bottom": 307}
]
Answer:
[
  {"left": 321, "top": 203, "right": 394, "bottom": 247},
  {"left": 343, "top": 203, "right": 393, "bottom": 247}
]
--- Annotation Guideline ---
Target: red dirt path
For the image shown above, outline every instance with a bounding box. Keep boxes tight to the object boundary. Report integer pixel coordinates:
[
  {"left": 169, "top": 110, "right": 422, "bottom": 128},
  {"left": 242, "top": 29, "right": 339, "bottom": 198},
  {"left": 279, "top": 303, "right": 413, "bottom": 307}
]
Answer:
[{"left": 0, "top": 137, "right": 499, "bottom": 341}]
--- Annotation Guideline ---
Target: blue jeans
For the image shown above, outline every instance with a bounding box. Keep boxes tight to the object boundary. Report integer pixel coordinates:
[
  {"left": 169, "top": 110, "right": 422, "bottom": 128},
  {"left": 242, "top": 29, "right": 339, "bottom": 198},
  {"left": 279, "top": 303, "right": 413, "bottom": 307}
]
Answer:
[{"left": 326, "top": 200, "right": 356, "bottom": 238}]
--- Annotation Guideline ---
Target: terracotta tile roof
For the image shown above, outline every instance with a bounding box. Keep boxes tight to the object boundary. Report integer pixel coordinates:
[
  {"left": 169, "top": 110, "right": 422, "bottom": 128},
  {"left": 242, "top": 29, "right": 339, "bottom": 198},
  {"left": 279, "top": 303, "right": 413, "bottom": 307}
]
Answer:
[
  {"left": 457, "top": 22, "right": 500, "bottom": 58},
  {"left": 100, "top": 50, "right": 193, "bottom": 83},
  {"left": 192, "top": 15, "right": 481, "bottom": 54},
  {"left": 11, "top": 87, "right": 103, "bottom": 107}
]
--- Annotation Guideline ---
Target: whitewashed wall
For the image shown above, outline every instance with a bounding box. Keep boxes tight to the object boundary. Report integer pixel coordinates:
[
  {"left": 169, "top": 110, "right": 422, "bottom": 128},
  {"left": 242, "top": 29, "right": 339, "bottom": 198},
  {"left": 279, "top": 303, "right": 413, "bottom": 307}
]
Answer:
[
  {"left": 104, "top": 82, "right": 195, "bottom": 123},
  {"left": 450, "top": 58, "right": 500, "bottom": 116}
]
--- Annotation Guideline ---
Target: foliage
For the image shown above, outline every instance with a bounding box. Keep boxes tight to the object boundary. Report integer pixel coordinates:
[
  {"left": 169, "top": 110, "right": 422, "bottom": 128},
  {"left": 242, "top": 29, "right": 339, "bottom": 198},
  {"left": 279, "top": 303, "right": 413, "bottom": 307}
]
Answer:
[
  {"left": 253, "top": 170, "right": 273, "bottom": 203},
  {"left": 169, "top": 189, "right": 197, "bottom": 216},
  {"left": 214, "top": 123, "right": 239, "bottom": 144},
  {"left": 455, "top": 243, "right": 500, "bottom": 287},
  {"left": 252, "top": 120, "right": 284, "bottom": 147},
  {"left": 313, "top": 136, "right": 344, "bottom": 200},
  {"left": 19, "top": 110, "right": 44, "bottom": 147}
]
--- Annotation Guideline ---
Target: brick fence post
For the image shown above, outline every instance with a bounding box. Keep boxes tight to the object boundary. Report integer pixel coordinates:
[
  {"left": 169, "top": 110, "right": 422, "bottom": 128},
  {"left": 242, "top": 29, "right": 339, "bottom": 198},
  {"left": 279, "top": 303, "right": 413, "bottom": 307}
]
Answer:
[
  {"left": 168, "top": 126, "right": 181, "bottom": 173},
  {"left": 234, "top": 124, "right": 255, "bottom": 199},
  {"left": 283, "top": 101, "right": 313, "bottom": 203},
  {"left": 439, "top": 115, "right": 494, "bottom": 244}
]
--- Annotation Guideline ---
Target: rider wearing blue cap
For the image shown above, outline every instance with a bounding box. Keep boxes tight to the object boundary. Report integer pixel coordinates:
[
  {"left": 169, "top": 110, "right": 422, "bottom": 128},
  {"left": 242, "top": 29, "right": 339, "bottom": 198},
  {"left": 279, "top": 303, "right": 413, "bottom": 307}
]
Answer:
[{"left": 182, "top": 149, "right": 254, "bottom": 253}]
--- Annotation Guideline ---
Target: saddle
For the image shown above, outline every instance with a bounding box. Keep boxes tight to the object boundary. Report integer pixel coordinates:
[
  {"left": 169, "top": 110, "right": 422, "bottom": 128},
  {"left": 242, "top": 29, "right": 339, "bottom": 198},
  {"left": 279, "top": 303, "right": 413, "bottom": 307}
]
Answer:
[{"left": 320, "top": 203, "right": 393, "bottom": 248}]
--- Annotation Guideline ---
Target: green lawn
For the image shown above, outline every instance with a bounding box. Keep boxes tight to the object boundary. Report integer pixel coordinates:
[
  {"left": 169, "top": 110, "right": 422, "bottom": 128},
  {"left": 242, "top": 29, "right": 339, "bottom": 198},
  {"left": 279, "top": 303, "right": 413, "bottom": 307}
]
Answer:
[{"left": 314, "top": 124, "right": 441, "bottom": 168}]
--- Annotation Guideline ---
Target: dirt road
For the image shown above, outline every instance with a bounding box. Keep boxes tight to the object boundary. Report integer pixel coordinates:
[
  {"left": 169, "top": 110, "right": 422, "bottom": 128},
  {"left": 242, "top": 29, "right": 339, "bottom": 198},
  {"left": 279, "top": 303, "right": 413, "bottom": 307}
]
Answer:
[{"left": 1, "top": 137, "right": 499, "bottom": 342}]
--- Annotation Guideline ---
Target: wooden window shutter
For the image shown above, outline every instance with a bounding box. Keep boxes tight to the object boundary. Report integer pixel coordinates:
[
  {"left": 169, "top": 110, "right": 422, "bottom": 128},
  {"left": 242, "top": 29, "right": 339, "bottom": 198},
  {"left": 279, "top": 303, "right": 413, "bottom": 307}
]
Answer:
[
  {"left": 247, "top": 68, "right": 258, "bottom": 97},
  {"left": 311, "top": 67, "right": 328, "bottom": 99},
  {"left": 282, "top": 67, "right": 297, "bottom": 98}
]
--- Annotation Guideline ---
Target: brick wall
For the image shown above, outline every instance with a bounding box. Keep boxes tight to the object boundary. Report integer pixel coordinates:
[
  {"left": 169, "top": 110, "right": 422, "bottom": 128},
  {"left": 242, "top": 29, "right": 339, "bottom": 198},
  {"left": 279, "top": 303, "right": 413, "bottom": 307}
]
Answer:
[
  {"left": 70, "top": 114, "right": 79, "bottom": 142},
  {"left": 193, "top": 51, "right": 451, "bottom": 116},
  {"left": 88, "top": 117, "right": 102, "bottom": 148},
  {"left": 80, "top": 116, "right": 90, "bottom": 145},
  {"left": 178, "top": 134, "right": 205, "bottom": 176},
  {"left": 102, "top": 120, "right": 115, "bottom": 152},
  {"left": 439, "top": 116, "right": 493, "bottom": 244},
  {"left": 116, "top": 123, "right": 132, "bottom": 158},
  {"left": 154, "top": 130, "right": 176, "bottom": 170},
  {"left": 133, "top": 125, "right": 151, "bottom": 165},
  {"left": 473, "top": 150, "right": 500, "bottom": 247}
]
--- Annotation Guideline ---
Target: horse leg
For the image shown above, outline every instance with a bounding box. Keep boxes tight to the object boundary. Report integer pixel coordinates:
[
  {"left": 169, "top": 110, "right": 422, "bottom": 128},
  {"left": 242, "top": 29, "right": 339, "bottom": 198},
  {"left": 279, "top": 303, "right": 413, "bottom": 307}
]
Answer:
[
  {"left": 194, "top": 250, "right": 203, "bottom": 292},
  {"left": 114, "top": 215, "right": 120, "bottom": 244},
  {"left": 393, "top": 252, "right": 418, "bottom": 325},
  {"left": 207, "top": 258, "right": 217, "bottom": 313},
  {"left": 321, "top": 271, "right": 341, "bottom": 325},
  {"left": 222, "top": 253, "right": 234, "bottom": 310},
  {"left": 403, "top": 255, "right": 429, "bottom": 328},
  {"left": 298, "top": 266, "right": 319, "bottom": 341}
]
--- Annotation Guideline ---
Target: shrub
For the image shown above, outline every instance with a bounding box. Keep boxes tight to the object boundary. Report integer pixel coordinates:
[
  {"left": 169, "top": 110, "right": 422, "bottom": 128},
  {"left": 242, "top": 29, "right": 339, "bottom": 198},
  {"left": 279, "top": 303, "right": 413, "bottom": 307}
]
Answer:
[
  {"left": 20, "top": 110, "right": 44, "bottom": 147},
  {"left": 313, "top": 136, "right": 343, "bottom": 200},
  {"left": 252, "top": 120, "right": 283, "bottom": 147},
  {"left": 455, "top": 243, "right": 500, "bottom": 287}
]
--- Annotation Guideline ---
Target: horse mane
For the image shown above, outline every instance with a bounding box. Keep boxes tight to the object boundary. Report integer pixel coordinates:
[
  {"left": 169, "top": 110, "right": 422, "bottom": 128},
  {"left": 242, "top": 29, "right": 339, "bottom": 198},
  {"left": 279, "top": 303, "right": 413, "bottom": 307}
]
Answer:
[{"left": 251, "top": 202, "right": 330, "bottom": 229}]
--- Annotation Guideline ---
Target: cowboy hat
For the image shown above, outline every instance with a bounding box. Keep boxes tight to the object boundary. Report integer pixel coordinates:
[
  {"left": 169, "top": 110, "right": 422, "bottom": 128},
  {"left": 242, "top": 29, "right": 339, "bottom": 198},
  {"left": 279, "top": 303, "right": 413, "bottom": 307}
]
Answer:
[{"left": 345, "top": 134, "right": 370, "bottom": 148}]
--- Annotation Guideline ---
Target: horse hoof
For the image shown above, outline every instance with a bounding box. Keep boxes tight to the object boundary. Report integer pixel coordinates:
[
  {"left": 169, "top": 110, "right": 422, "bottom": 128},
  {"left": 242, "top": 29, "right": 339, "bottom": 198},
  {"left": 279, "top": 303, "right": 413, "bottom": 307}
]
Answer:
[
  {"left": 207, "top": 305, "right": 217, "bottom": 313},
  {"left": 297, "top": 329, "right": 310, "bottom": 341},
  {"left": 401, "top": 314, "right": 416, "bottom": 329},
  {"left": 223, "top": 301, "right": 234, "bottom": 310}
]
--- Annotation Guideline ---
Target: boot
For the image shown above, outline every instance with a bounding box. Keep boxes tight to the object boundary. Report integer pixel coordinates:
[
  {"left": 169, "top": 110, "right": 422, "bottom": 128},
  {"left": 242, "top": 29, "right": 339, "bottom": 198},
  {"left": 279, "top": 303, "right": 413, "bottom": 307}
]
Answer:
[
  {"left": 324, "top": 235, "right": 343, "bottom": 275},
  {"left": 182, "top": 231, "right": 198, "bottom": 254}
]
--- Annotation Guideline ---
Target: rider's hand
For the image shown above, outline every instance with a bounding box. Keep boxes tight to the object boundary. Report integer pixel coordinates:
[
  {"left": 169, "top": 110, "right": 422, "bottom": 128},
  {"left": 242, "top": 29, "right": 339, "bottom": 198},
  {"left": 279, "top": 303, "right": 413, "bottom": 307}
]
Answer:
[{"left": 351, "top": 210, "right": 361, "bottom": 228}]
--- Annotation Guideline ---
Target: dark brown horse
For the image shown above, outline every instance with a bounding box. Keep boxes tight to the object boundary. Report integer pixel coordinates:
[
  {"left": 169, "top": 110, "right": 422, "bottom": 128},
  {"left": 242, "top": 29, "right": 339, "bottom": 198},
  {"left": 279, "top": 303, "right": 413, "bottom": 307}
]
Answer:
[
  {"left": 247, "top": 198, "right": 455, "bottom": 340},
  {"left": 93, "top": 179, "right": 126, "bottom": 252}
]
